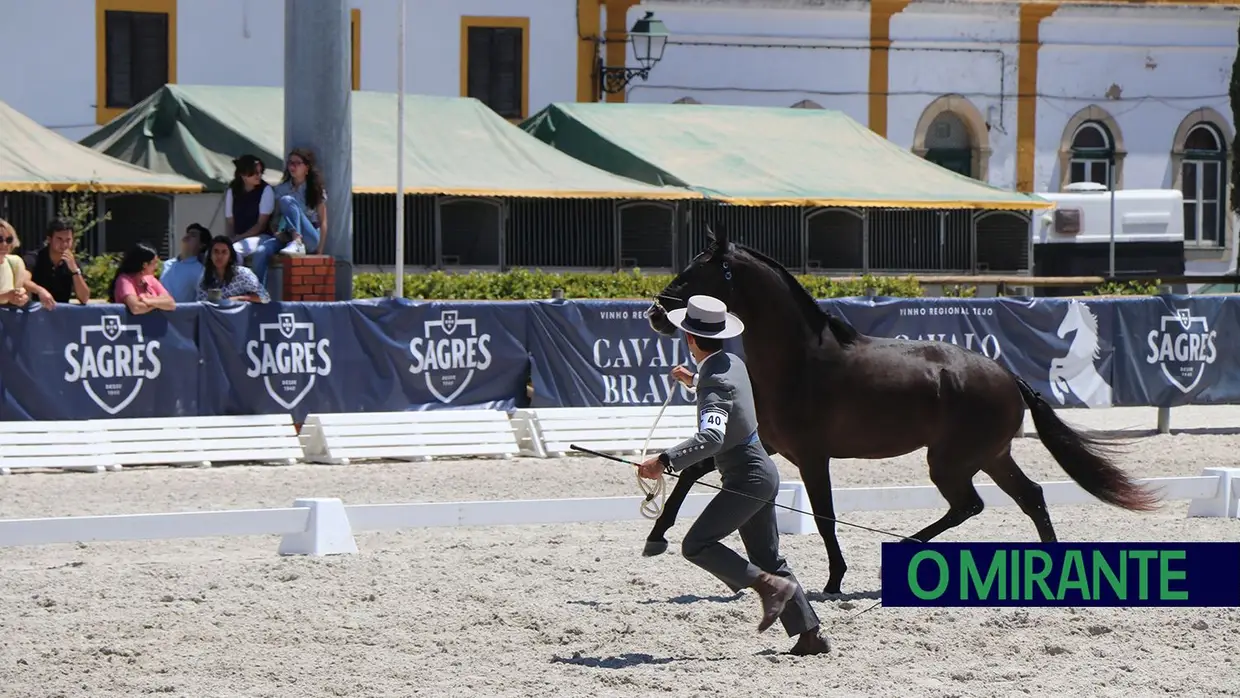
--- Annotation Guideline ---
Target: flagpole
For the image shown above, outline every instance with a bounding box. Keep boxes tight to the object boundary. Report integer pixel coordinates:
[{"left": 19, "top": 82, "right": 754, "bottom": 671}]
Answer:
[{"left": 394, "top": 0, "right": 406, "bottom": 298}]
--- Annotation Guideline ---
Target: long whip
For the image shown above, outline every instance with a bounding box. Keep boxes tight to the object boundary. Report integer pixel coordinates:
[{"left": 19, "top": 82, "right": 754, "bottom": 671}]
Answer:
[{"left": 575, "top": 444, "right": 915, "bottom": 542}]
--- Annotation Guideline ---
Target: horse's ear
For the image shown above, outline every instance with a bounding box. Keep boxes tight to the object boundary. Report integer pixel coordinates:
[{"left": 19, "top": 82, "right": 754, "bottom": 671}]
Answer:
[
  {"left": 707, "top": 222, "right": 729, "bottom": 249},
  {"left": 705, "top": 224, "right": 717, "bottom": 246}
]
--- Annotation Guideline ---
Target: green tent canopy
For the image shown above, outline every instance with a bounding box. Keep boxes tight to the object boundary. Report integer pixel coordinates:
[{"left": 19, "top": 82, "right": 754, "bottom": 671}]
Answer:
[
  {"left": 78, "top": 85, "right": 698, "bottom": 201},
  {"left": 521, "top": 102, "right": 1051, "bottom": 211},
  {"left": 0, "top": 99, "right": 202, "bottom": 194}
]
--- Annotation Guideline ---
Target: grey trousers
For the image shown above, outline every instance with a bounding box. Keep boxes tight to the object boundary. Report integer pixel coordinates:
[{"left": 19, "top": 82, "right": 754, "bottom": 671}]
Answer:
[{"left": 680, "top": 456, "right": 820, "bottom": 637}]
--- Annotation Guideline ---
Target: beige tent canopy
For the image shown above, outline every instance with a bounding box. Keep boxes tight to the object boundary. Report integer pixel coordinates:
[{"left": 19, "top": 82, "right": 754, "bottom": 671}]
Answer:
[{"left": 0, "top": 99, "right": 202, "bottom": 194}]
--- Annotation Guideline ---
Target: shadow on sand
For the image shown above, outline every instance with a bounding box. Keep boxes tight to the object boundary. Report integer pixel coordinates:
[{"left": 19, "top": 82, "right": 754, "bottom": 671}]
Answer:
[
  {"left": 807, "top": 588, "right": 881, "bottom": 603},
  {"left": 551, "top": 652, "right": 731, "bottom": 669}
]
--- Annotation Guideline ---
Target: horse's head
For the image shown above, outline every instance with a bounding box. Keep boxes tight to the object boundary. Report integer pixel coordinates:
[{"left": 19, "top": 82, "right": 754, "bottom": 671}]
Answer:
[{"left": 647, "top": 223, "right": 738, "bottom": 337}]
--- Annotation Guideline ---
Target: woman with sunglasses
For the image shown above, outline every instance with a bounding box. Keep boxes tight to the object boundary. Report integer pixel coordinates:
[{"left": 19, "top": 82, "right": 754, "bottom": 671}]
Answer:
[
  {"left": 0, "top": 218, "right": 29, "bottom": 307},
  {"left": 0, "top": 219, "right": 55, "bottom": 310},
  {"left": 269, "top": 147, "right": 326, "bottom": 257}
]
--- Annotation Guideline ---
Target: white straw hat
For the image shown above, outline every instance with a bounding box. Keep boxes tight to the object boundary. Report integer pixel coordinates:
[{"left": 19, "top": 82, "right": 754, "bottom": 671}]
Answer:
[{"left": 665, "top": 294, "right": 745, "bottom": 339}]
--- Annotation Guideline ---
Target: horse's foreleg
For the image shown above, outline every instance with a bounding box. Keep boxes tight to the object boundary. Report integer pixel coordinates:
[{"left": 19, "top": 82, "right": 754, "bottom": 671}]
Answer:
[
  {"left": 643, "top": 457, "right": 715, "bottom": 557},
  {"left": 799, "top": 457, "right": 847, "bottom": 595}
]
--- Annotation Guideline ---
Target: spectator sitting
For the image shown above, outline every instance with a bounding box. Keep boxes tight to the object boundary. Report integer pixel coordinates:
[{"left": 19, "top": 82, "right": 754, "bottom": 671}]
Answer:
[
  {"left": 0, "top": 218, "right": 30, "bottom": 308},
  {"left": 108, "top": 242, "right": 175, "bottom": 314},
  {"left": 226, "top": 154, "right": 277, "bottom": 275},
  {"left": 22, "top": 217, "right": 88, "bottom": 307},
  {"left": 197, "top": 235, "right": 269, "bottom": 304},
  {"left": 160, "top": 223, "right": 212, "bottom": 302},
  {"left": 270, "top": 147, "right": 327, "bottom": 257}
]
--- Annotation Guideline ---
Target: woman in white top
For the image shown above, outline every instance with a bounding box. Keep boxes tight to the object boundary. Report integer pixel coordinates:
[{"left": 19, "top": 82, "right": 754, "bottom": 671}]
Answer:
[{"left": 225, "top": 154, "right": 278, "bottom": 283}]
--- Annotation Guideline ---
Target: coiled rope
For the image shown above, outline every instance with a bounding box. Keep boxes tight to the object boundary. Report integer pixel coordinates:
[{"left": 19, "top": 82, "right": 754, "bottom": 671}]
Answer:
[{"left": 636, "top": 373, "right": 694, "bottom": 520}]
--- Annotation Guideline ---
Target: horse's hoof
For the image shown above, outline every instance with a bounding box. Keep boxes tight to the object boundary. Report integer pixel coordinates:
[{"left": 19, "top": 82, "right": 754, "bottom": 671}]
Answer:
[
  {"left": 822, "top": 582, "right": 842, "bottom": 596},
  {"left": 642, "top": 539, "right": 669, "bottom": 557}
]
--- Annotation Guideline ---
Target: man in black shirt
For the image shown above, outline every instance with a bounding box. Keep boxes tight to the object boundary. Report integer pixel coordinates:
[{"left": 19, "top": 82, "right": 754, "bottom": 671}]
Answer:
[{"left": 25, "top": 218, "right": 89, "bottom": 305}]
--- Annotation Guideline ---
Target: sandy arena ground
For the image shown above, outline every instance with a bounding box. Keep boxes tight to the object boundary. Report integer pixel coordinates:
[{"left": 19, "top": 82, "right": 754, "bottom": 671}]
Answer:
[{"left": 1, "top": 406, "right": 1239, "bottom": 697}]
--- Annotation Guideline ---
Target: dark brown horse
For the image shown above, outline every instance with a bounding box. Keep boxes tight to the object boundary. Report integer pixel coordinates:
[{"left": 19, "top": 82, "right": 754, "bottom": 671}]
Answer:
[{"left": 642, "top": 225, "right": 1161, "bottom": 595}]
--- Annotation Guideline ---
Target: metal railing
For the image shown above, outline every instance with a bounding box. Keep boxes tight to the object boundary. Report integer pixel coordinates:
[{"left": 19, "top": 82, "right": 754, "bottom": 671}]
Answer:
[{"left": 351, "top": 194, "right": 1030, "bottom": 275}]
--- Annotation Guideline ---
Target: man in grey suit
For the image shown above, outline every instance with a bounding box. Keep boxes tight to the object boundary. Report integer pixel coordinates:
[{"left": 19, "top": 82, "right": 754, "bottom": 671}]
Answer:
[{"left": 638, "top": 294, "right": 830, "bottom": 656}]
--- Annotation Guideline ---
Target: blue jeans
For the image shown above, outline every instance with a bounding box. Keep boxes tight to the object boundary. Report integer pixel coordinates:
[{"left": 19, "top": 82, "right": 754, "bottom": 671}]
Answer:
[
  {"left": 278, "top": 195, "right": 321, "bottom": 252},
  {"left": 246, "top": 234, "right": 283, "bottom": 284}
]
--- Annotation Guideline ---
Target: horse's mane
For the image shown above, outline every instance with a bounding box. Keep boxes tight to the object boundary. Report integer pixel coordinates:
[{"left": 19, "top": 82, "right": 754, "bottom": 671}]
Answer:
[{"left": 733, "top": 243, "right": 861, "bottom": 346}]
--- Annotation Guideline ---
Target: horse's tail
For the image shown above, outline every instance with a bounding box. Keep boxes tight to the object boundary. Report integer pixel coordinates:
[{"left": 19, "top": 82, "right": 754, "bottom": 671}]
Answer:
[{"left": 1014, "top": 376, "right": 1161, "bottom": 512}]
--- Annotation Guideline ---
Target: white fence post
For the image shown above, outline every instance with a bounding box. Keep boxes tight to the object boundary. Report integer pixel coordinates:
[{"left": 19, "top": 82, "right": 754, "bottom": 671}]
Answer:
[
  {"left": 1186, "top": 468, "right": 1240, "bottom": 519},
  {"left": 277, "top": 498, "right": 358, "bottom": 556}
]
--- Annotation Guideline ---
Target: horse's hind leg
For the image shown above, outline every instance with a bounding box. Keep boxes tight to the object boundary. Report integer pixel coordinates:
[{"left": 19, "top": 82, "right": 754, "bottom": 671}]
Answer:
[
  {"left": 643, "top": 458, "right": 714, "bottom": 557},
  {"left": 905, "top": 448, "right": 986, "bottom": 543},
  {"left": 981, "top": 448, "right": 1057, "bottom": 542}
]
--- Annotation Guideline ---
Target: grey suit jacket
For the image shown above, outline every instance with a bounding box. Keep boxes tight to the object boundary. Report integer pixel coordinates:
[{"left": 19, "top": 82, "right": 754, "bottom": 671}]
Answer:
[{"left": 660, "top": 351, "right": 762, "bottom": 475}]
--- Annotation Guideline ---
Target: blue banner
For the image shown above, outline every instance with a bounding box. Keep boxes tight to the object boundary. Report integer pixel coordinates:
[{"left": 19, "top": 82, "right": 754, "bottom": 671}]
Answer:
[
  {"left": 346, "top": 298, "right": 530, "bottom": 411},
  {"left": 0, "top": 304, "right": 200, "bottom": 420},
  {"left": 821, "top": 297, "right": 1117, "bottom": 408},
  {"left": 525, "top": 300, "right": 744, "bottom": 408},
  {"left": 881, "top": 542, "right": 1240, "bottom": 607},
  {"left": 0, "top": 294, "right": 1237, "bottom": 421},
  {"left": 1111, "top": 295, "right": 1233, "bottom": 407},
  {"left": 197, "top": 301, "right": 381, "bottom": 422}
]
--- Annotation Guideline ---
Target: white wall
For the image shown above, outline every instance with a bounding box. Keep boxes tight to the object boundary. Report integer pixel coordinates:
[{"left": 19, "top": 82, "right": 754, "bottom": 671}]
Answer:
[
  {"left": 623, "top": 0, "right": 872, "bottom": 122},
  {"left": 887, "top": 2, "right": 1020, "bottom": 189},
  {"left": 0, "top": 0, "right": 582, "bottom": 142},
  {"left": 1034, "top": 4, "right": 1237, "bottom": 193},
  {"left": 0, "top": 0, "right": 98, "bottom": 140}
]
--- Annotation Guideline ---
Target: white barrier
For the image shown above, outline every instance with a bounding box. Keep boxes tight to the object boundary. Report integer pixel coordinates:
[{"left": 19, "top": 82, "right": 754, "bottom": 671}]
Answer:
[
  {"left": 0, "top": 471, "right": 1235, "bottom": 556},
  {"left": 0, "top": 415, "right": 302, "bottom": 474},
  {"left": 99, "top": 415, "right": 303, "bottom": 469},
  {"left": 299, "top": 409, "right": 520, "bottom": 464},
  {"left": 511, "top": 405, "right": 698, "bottom": 458}
]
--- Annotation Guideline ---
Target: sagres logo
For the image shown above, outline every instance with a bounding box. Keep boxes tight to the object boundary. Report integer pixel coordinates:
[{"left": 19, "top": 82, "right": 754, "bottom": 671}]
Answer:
[
  {"left": 409, "top": 310, "right": 492, "bottom": 403},
  {"left": 245, "top": 312, "right": 332, "bottom": 410},
  {"left": 1048, "top": 300, "right": 1112, "bottom": 408},
  {"left": 1146, "top": 306, "right": 1218, "bottom": 394},
  {"left": 64, "top": 315, "right": 162, "bottom": 415}
]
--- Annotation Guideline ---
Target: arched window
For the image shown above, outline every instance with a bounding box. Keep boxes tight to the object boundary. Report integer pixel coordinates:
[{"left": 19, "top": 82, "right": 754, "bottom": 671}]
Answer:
[
  {"left": 1068, "top": 121, "right": 1114, "bottom": 186},
  {"left": 924, "top": 112, "right": 972, "bottom": 178},
  {"left": 1181, "top": 122, "right": 1227, "bottom": 246}
]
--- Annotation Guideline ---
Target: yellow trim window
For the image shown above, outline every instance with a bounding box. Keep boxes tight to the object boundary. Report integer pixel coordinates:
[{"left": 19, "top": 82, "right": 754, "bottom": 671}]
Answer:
[
  {"left": 95, "top": 0, "right": 177, "bottom": 125},
  {"left": 460, "top": 16, "right": 530, "bottom": 122}
]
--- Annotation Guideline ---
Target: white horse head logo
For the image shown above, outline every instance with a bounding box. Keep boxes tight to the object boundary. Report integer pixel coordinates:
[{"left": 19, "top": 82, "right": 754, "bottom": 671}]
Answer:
[{"left": 1048, "top": 300, "right": 1113, "bottom": 408}]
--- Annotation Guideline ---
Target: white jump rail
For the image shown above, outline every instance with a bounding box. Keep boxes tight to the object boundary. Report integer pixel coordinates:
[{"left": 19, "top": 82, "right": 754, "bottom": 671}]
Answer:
[
  {"left": 0, "top": 420, "right": 118, "bottom": 475},
  {"left": 97, "top": 414, "right": 303, "bottom": 469},
  {"left": 299, "top": 409, "right": 520, "bottom": 464},
  {"left": 0, "top": 470, "right": 1234, "bottom": 556},
  {"left": 511, "top": 405, "right": 698, "bottom": 458}
]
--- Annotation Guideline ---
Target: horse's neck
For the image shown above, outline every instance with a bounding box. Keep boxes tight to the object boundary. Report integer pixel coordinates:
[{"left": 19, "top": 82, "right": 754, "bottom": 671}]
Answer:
[{"left": 734, "top": 273, "right": 839, "bottom": 370}]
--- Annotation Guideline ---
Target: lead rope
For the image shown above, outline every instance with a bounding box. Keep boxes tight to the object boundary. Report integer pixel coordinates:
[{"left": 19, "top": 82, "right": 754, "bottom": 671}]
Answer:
[{"left": 636, "top": 371, "right": 695, "bottom": 520}]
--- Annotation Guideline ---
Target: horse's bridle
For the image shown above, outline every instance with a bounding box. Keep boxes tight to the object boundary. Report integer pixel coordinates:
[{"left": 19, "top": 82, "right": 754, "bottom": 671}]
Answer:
[{"left": 651, "top": 258, "right": 735, "bottom": 317}]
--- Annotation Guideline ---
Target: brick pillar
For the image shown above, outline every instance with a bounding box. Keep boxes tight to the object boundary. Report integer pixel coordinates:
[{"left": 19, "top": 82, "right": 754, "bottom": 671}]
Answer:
[{"left": 274, "top": 255, "right": 337, "bottom": 301}]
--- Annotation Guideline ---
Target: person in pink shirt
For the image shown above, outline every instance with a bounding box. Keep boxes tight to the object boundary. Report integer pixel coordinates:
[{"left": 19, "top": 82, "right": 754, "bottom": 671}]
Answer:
[{"left": 108, "top": 242, "right": 176, "bottom": 314}]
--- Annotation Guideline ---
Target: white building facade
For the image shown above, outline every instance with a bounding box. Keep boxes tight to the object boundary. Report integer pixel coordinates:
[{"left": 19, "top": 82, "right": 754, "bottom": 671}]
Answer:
[
  {"left": 0, "top": 0, "right": 1235, "bottom": 271},
  {"left": 0, "top": 0, "right": 590, "bottom": 140},
  {"left": 623, "top": 0, "right": 1239, "bottom": 272}
]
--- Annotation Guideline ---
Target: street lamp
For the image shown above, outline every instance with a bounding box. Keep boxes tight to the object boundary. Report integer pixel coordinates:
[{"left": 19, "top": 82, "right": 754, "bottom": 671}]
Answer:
[{"left": 598, "top": 11, "right": 669, "bottom": 95}]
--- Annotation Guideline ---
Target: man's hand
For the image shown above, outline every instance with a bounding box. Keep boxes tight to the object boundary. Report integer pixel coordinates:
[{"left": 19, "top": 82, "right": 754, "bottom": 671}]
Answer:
[
  {"left": 36, "top": 288, "right": 54, "bottom": 310},
  {"left": 670, "top": 365, "right": 694, "bottom": 388},
  {"left": 12, "top": 288, "right": 28, "bottom": 306},
  {"left": 63, "top": 250, "right": 79, "bottom": 275},
  {"left": 638, "top": 455, "right": 665, "bottom": 480}
]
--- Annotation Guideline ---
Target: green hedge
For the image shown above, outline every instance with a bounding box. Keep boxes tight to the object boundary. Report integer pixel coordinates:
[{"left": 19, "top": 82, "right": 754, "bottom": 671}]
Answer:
[
  {"left": 350, "top": 269, "right": 929, "bottom": 300},
  {"left": 78, "top": 255, "right": 1172, "bottom": 302}
]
